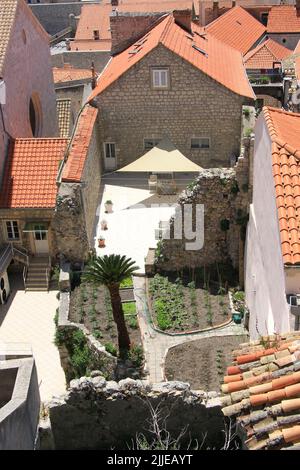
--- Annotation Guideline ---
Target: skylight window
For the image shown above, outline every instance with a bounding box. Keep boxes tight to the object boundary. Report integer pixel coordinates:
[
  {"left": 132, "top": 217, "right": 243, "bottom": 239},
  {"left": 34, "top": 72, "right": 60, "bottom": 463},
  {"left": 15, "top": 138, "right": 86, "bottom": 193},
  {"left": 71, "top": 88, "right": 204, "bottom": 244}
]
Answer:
[
  {"left": 192, "top": 44, "right": 208, "bottom": 57},
  {"left": 194, "top": 31, "right": 208, "bottom": 40}
]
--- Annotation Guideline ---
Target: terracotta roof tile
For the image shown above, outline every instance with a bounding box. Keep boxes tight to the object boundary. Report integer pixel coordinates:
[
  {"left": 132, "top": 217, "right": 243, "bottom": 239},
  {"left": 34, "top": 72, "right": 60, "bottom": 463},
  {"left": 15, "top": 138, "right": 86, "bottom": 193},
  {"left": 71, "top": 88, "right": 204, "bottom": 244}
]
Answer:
[
  {"left": 221, "top": 332, "right": 300, "bottom": 450},
  {"left": 53, "top": 64, "right": 92, "bottom": 84},
  {"left": 0, "top": 138, "right": 68, "bottom": 209},
  {"left": 244, "top": 38, "right": 291, "bottom": 70},
  {"left": 263, "top": 107, "right": 300, "bottom": 265},
  {"left": 89, "top": 14, "right": 254, "bottom": 102},
  {"left": 206, "top": 6, "right": 266, "bottom": 55},
  {"left": 61, "top": 105, "right": 98, "bottom": 183},
  {"left": 0, "top": 0, "right": 18, "bottom": 74},
  {"left": 267, "top": 6, "right": 300, "bottom": 34}
]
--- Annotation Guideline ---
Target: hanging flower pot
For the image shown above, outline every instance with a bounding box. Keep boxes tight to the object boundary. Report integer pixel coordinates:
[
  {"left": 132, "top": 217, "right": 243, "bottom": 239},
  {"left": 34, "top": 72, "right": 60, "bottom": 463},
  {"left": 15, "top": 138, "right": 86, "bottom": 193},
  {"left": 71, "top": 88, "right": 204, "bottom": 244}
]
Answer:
[
  {"left": 98, "top": 236, "right": 105, "bottom": 248},
  {"left": 100, "top": 219, "right": 108, "bottom": 230},
  {"left": 105, "top": 200, "right": 113, "bottom": 213}
]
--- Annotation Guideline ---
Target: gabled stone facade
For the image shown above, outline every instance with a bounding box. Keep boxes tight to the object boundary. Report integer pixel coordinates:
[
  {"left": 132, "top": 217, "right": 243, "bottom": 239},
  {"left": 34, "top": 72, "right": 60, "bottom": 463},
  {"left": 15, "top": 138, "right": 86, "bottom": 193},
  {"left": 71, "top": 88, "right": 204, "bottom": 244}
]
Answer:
[{"left": 96, "top": 44, "right": 250, "bottom": 170}]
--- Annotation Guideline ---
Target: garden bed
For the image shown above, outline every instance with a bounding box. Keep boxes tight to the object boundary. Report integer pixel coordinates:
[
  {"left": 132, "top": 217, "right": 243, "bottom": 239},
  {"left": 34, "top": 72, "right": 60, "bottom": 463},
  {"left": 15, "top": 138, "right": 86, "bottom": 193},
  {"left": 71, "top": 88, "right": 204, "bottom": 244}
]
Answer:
[
  {"left": 165, "top": 335, "right": 248, "bottom": 391},
  {"left": 69, "top": 280, "right": 142, "bottom": 361},
  {"left": 148, "top": 274, "right": 232, "bottom": 333}
]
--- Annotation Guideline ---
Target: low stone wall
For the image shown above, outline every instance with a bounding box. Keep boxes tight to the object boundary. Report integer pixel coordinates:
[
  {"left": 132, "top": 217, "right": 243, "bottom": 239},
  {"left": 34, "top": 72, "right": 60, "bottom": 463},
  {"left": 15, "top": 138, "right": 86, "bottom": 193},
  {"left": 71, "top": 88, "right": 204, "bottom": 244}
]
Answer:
[
  {"left": 57, "top": 290, "right": 117, "bottom": 381},
  {"left": 41, "top": 376, "right": 228, "bottom": 450},
  {"left": 0, "top": 356, "right": 40, "bottom": 450},
  {"left": 154, "top": 140, "right": 253, "bottom": 281}
]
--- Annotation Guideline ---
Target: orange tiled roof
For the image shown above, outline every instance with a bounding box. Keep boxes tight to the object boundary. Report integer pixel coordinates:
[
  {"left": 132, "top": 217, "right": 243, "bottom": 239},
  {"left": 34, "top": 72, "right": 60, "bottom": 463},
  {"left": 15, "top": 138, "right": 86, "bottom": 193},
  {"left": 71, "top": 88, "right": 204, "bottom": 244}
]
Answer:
[
  {"left": 263, "top": 107, "right": 300, "bottom": 265},
  {"left": 244, "top": 38, "right": 292, "bottom": 70},
  {"left": 62, "top": 105, "right": 98, "bottom": 183},
  {"left": 89, "top": 15, "right": 255, "bottom": 101},
  {"left": 267, "top": 6, "right": 300, "bottom": 34},
  {"left": 53, "top": 64, "right": 92, "bottom": 84},
  {"left": 206, "top": 6, "right": 266, "bottom": 55},
  {"left": 0, "top": 138, "right": 68, "bottom": 209},
  {"left": 220, "top": 332, "right": 300, "bottom": 450}
]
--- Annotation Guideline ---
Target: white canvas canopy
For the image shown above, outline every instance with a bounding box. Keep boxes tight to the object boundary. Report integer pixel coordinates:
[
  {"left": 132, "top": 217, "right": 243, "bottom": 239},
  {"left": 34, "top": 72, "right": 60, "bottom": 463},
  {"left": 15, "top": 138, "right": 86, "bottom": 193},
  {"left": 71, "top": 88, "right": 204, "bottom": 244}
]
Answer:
[{"left": 117, "top": 137, "right": 202, "bottom": 173}]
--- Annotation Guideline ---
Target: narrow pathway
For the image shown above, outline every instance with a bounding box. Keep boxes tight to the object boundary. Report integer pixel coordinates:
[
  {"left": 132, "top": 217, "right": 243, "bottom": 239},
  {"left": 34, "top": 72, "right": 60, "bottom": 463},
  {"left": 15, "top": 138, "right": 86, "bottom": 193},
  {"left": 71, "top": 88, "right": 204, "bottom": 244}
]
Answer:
[{"left": 133, "top": 276, "right": 248, "bottom": 383}]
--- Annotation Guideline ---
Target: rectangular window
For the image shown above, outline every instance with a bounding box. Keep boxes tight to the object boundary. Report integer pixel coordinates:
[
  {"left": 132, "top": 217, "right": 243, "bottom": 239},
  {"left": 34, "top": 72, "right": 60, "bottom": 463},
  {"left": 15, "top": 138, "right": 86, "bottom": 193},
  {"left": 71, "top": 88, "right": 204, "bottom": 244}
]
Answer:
[
  {"left": 104, "top": 143, "right": 116, "bottom": 159},
  {"left": 151, "top": 68, "right": 169, "bottom": 89},
  {"left": 6, "top": 221, "right": 20, "bottom": 240},
  {"left": 191, "top": 138, "right": 210, "bottom": 149},
  {"left": 34, "top": 224, "right": 47, "bottom": 241},
  {"left": 144, "top": 138, "right": 161, "bottom": 150}
]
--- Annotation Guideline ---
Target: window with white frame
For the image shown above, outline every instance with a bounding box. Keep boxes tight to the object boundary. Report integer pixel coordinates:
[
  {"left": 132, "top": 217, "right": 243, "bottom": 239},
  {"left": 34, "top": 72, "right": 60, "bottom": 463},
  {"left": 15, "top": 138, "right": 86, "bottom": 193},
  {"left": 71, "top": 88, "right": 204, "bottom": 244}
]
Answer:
[
  {"left": 151, "top": 68, "right": 169, "bottom": 89},
  {"left": 144, "top": 138, "right": 161, "bottom": 150},
  {"left": 191, "top": 138, "right": 210, "bottom": 149},
  {"left": 104, "top": 142, "right": 116, "bottom": 159},
  {"left": 6, "top": 221, "right": 20, "bottom": 240}
]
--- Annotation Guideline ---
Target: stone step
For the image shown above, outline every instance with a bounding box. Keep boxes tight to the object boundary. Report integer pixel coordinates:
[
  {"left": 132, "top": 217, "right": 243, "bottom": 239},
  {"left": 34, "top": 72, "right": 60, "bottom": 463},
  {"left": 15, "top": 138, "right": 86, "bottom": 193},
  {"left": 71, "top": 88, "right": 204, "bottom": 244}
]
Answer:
[{"left": 26, "top": 287, "right": 48, "bottom": 292}]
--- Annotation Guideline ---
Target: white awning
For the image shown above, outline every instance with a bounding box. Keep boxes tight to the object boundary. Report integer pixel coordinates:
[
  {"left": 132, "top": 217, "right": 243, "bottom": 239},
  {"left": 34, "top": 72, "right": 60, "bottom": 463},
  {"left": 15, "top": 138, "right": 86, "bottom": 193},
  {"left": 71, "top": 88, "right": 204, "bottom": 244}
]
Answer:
[{"left": 117, "top": 137, "right": 203, "bottom": 173}]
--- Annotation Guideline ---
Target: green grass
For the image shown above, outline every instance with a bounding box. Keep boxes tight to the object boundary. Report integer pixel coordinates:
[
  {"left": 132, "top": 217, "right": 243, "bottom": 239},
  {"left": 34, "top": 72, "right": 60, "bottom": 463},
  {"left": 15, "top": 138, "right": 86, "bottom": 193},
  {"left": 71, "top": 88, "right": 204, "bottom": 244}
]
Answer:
[
  {"left": 120, "top": 276, "right": 133, "bottom": 288},
  {"left": 122, "top": 301, "right": 136, "bottom": 315}
]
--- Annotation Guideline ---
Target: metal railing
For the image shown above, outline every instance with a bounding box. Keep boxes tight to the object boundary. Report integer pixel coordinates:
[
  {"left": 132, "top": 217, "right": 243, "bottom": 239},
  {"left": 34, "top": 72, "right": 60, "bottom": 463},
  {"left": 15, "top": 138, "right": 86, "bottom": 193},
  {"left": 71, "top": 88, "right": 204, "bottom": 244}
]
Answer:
[
  {"left": 23, "top": 264, "right": 28, "bottom": 291},
  {"left": 11, "top": 244, "right": 29, "bottom": 267},
  {"left": 46, "top": 255, "right": 51, "bottom": 291},
  {"left": 0, "top": 244, "right": 13, "bottom": 274}
]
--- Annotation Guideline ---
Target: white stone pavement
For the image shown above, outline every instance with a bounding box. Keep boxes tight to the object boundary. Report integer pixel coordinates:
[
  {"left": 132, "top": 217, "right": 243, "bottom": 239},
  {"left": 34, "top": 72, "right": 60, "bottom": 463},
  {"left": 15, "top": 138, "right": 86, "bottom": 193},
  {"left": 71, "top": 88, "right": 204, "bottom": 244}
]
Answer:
[
  {"left": 94, "top": 182, "right": 176, "bottom": 273},
  {"left": 133, "top": 276, "right": 248, "bottom": 383},
  {"left": 0, "top": 274, "right": 66, "bottom": 402}
]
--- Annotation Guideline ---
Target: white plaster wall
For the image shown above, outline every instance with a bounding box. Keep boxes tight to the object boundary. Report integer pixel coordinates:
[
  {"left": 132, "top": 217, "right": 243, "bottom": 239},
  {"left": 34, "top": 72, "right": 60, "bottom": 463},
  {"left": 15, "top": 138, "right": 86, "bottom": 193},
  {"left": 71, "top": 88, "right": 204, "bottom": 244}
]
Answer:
[{"left": 245, "top": 113, "right": 290, "bottom": 338}]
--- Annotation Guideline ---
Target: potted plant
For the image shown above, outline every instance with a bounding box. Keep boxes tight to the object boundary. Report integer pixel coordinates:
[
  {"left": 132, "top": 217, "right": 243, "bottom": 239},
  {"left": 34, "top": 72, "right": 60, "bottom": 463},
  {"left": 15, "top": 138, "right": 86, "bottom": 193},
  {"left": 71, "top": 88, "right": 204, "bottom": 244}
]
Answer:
[
  {"left": 98, "top": 236, "right": 105, "bottom": 248},
  {"left": 105, "top": 200, "right": 113, "bottom": 213},
  {"left": 100, "top": 219, "right": 108, "bottom": 230}
]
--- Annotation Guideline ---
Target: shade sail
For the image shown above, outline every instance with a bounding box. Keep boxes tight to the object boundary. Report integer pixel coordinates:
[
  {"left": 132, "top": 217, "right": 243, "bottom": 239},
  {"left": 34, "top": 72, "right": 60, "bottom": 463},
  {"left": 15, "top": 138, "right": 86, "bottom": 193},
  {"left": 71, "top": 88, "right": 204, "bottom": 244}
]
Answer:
[{"left": 117, "top": 137, "right": 203, "bottom": 173}]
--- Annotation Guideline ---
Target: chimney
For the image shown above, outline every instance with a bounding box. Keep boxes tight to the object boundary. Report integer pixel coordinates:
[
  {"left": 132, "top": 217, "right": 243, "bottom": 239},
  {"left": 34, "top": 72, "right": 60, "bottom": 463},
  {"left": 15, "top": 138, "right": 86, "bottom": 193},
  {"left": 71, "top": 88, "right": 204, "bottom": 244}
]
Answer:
[
  {"left": 297, "top": 0, "right": 300, "bottom": 16},
  {"left": 111, "top": 0, "right": 119, "bottom": 6},
  {"left": 198, "top": 0, "right": 206, "bottom": 26},
  {"left": 91, "top": 62, "right": 97, "bottom": 90},
  {"left": 173, "top": 9, "right": 192, "bottom": 33},
  {"left": 212, "top": 1, "right": 219, "bottom": 20}
]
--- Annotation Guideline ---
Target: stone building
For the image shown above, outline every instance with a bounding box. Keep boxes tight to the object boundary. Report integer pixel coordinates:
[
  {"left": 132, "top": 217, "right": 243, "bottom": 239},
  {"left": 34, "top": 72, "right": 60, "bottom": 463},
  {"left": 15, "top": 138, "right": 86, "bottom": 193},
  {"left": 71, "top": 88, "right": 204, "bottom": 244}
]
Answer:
[
  {"left": 0, "top": 105, "right": 101, "bottom": 290},
  {"left": 89, "top": 12, "right": 255, "bottom": 171},
  {"left": 267, "top": 4, "right": 300, "bottom": 51},
  {"left": 0, "top": 0, "right": 58, "bottom": 179},
  {"left": 244, "top": 38, "right": 292, "bottom": 110}
]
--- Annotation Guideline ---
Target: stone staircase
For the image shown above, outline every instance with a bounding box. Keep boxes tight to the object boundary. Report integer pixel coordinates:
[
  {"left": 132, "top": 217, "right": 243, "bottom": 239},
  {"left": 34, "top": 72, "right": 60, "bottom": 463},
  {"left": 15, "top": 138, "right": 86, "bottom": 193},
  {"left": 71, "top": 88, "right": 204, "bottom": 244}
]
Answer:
[{"left": 25, "top": 257, "right": 50, "bottom": 292}]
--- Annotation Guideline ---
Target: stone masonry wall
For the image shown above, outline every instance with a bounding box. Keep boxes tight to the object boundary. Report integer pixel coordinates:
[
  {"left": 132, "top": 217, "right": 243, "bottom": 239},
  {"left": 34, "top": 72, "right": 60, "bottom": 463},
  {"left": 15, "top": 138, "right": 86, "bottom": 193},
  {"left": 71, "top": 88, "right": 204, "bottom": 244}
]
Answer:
[
  {"left": 96, "top": 44, "right": 248, "bottom": 170},
  {"left": 42, "top": 376, "right": 226, "bottom": 450},
  {"left": 0, "top": 208, "right": 55, "bottom": 258},
  {"left": 110, "top": 12, "right": 163, "bottom": 55},
  {"left": 52, "top": 182, "right": 90, "bottom": 262},
  {"left": 81, "top": 125, "right": 102, "bottom": 248},
  {"left": 155, "top": 139, "right": 252, "bottom": 276}
]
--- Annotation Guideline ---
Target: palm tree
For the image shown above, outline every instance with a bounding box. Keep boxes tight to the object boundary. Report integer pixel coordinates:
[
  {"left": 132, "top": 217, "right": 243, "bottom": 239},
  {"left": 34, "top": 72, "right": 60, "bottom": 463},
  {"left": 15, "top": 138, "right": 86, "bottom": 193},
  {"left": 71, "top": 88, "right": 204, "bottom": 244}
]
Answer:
[{"left": 82, "top": 254, "right": 139, "bottom": 353}]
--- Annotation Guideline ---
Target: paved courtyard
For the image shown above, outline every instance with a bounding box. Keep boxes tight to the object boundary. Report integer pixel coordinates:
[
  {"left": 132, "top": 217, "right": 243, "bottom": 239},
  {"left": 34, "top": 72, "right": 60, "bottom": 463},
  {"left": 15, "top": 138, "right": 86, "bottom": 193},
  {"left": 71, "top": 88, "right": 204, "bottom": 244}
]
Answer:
[
  {"left": 94, "top": 174, "right": 180, "bottom": 272},
  {"left": 0, "top": 273, "right": 66, "bottom": 402}
]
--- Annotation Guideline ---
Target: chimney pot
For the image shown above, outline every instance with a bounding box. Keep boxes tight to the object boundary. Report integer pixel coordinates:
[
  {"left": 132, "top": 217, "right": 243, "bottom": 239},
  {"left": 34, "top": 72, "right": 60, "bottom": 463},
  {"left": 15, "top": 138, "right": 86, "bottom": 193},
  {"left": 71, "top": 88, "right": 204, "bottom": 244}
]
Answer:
[
  {"left": 111, "top": 0, "right": 119, "bottom": 6},
  {"left": 212, "top": 1, "right": 219, "bottom": 20},
  {"left": 173, "top": 9, "right": 192, "bottom": 33}
]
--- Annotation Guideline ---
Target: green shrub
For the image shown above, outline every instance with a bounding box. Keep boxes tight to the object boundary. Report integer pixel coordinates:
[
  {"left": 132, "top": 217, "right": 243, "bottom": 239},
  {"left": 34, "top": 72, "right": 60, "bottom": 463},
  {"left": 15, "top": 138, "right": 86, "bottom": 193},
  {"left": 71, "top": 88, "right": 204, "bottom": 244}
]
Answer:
[
  {"left": 233, "top": 291, "right": 245, "bottom": 302},
  {"left": 122, "top": 302, "right": 136, "bottom": 315},
  {"left": 120, "top": 277, "right": 133, "bottom": 288},
  {"left": 105, "top": 342, "right": 117, "bottom": 356},
  {"left": 127, "top": 316, "right": 138, "bottom": 329},
  {"left": 129, "top": 345, "right": 144, "bottom": 368}
]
